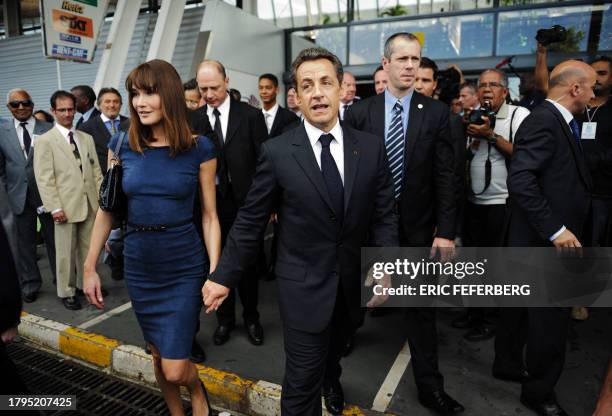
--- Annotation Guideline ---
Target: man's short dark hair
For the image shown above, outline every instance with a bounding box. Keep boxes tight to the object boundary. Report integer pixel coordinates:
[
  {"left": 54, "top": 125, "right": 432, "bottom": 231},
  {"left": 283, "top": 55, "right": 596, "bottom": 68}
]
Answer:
[
  {"left": 419, "top": 57, "right": 438, "bottom": 80},
  {"left": 183, "top": 78, "right": 198, "bottom": 91},
  {"left": 290, "top": 47, "right": 343, "bottom": 89},
  {"left": 591, "top": 55, "right": 611, "bottom": 68},
  {"left": 97, "top": 87, "right": 122, "bottom": 104},
  {"left": 459, "top": 82, "right": 477, "bottom": 95},
  {"left": 372, "top": 65, "right": 384, "bottom": 79},
  {"left": 70, "top": 85, "right": 96, "bottom": 106},
  {"left": 259, "top": 73, "right": 279, "bottom": 87},
  {"left": 50, "top": 90, "right": 76, "bottom": 109},
  {"left": 384, "top": 32, "right": 421, "bottom": 59}
]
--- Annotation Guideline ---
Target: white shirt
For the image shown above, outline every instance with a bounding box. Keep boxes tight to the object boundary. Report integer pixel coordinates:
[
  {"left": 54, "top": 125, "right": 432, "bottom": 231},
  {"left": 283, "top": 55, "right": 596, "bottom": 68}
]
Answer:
[
  {"left": 469, "top": 102, "right": 530, "bottom": 205},
  {"left": 206, "top": 94, "right": 231, "bottom": 141},
  {"left": 55, "top": 123, "right": 83, "bottom": 157},
  {"left": 304, "top": 119, "right": 344, "bottom": 184},
  {"left": 262, "top": 103, "right": 279, "bottom": 134},
  {"left": 545, "top": 98, "right": 575, "bottom": 241},
  {"left": 339, "top": 101, "right": 353, "bottom": 121},
  {"left": 13, "top": 116, "right": 36, "bottom": 158}
]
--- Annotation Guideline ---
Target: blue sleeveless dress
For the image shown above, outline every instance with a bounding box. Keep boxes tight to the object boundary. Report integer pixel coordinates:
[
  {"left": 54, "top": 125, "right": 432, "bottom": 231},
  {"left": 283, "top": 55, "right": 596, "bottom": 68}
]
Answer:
[{"left": 108, "top": 134, "right": 216, "bottom": 359}]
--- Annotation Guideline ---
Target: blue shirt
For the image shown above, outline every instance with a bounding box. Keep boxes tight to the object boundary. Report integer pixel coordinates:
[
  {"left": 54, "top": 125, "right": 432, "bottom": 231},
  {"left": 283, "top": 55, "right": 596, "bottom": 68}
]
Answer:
[{"left": 384, "top": 89, "right": 413, "bottom": 142}]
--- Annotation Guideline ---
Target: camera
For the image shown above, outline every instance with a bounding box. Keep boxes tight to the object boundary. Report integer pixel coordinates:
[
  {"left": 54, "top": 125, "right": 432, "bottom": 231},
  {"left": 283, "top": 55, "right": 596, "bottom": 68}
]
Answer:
[
  {"left": 536, "top": 25, "right": 567, "bottom": 47},
  {"left": 467, "top": 101, "right": 496, "bottom": 126}
]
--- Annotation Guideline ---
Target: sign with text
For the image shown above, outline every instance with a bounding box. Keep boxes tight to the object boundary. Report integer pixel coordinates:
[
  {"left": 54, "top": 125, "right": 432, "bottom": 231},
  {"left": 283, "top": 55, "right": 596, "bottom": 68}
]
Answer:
[{"left": 40, "top": 0, "right": 109, "bottom": 63}]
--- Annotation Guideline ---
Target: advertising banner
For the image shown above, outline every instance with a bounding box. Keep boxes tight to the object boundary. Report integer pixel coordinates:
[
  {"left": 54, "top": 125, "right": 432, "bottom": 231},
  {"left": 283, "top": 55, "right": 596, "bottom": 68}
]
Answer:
[{"left": 40, "top": 0, "right": 109, "bottom": 63}]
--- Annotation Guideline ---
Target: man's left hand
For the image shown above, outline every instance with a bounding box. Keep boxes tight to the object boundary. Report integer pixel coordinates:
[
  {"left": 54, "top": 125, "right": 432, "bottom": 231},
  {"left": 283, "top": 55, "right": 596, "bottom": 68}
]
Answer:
[
  {"left": 467, "top": 116, "right": 493, "bottom": 139},
  {"left": 430, "top": 237, "right": 456, "bottom": 263}
]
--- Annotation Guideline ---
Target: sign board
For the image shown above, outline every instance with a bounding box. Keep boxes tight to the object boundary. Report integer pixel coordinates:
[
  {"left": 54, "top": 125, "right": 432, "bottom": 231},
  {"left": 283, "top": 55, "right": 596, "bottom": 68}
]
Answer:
[{"left": 40, "top": 0, "right": 109, "bottom": 63}]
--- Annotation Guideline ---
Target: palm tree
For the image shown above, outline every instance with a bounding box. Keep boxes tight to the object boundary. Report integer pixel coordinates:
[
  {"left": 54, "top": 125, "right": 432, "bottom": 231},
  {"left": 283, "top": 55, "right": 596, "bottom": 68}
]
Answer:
[{"left": 380, "top": 4, "right": 409, "bottom": 17}]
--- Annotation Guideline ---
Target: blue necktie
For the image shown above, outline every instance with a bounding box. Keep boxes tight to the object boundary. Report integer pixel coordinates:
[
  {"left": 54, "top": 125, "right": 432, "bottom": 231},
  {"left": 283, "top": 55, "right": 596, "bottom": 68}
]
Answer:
[
  {"left": 105, "top": 120, "right": 118, "bottom": 134},
  {"left": 319, "top": 133, "right": 344, "bottom": 222},
  {"left": 569, "top": 119, "right": 582, "bottom": 151},
  {"left": 386, "top": 100, "right": 405, "bottom": 200}
]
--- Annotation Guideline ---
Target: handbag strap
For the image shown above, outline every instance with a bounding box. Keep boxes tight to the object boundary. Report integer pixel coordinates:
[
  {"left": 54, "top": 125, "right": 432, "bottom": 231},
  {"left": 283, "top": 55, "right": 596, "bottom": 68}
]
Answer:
[{"left": 111, "top": 131, "right": 127, "bottom": 162}]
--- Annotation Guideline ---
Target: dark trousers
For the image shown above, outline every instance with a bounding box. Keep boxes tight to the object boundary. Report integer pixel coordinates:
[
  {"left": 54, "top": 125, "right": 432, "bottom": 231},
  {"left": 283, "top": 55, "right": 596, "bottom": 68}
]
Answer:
[
  {"left": 15, "top": 193, "right": 56, "bottom": 296},
  {"left": 591, "top": 197, "right": 612, "bottom": 247},
  {"left": 281, "top": 285, "right": 351, "bottom": 416},
  {"left": 495, "top": 308, "right": 570, "bottom": 401},
  {"left": 0, "top": 342, "right": 28, "bottom": 394},
  {"left": 215, "top": 187, "right": 259, "bottom": 326}
]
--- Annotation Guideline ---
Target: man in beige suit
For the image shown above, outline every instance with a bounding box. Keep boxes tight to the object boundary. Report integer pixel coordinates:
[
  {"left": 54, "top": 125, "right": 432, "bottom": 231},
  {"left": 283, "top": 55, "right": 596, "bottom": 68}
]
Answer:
[{"left": 34, "top": 90, "right": 103, "bottom": 310}]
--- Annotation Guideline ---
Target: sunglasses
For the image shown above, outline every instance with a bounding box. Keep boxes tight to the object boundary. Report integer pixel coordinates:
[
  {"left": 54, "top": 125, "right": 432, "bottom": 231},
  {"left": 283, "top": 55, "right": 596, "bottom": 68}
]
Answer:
[{"left": 8, "top": 100, "right": 34, "bottom": 109}]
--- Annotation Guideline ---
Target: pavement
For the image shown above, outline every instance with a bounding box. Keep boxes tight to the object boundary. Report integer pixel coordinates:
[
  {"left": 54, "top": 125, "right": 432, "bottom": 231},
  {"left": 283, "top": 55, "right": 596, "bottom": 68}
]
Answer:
[{"left": 16, "top": 245, "right": 612, "bottom": 416}]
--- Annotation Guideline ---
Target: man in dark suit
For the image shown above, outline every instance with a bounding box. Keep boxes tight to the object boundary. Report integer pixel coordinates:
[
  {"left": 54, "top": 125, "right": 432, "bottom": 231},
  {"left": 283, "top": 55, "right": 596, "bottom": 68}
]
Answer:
[
  {"left": 0, "top": 89, "right": 55, "bottom": 303},
  {"left": 344, "top": 33, "right": 463, "bottom": 414},
  {"left": 203, "top": 47, "right": 398, "bottom": 416},
  {"left": 78, "top": 87, "right": 129, "bottom": 173},
  {"left": 258, "top": 73, "right": 299, "bottom": 138},
  {"left": 189, "top": 60, "right": 269, "bottom": 347},
  {"left": 503, "top": 60, "right": 596, "bottom": 416},
  {"left": 71, "top": 85, "right": 100, "bottom": 129}
]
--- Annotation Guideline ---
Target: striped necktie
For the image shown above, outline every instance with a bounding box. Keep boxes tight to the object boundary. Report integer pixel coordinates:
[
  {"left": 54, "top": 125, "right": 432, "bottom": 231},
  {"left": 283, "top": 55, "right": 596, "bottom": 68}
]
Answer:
[{"left": 386, "top": 100, "right": 405, "bottom": 200}]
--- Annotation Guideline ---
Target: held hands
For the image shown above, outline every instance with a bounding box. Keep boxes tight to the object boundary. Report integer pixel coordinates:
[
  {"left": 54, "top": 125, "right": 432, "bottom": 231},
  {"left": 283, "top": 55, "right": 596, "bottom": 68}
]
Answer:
[
  {"left": 1, "top": 327, "right": 18, "bottom": 344},
  {"left": 52, "top": 210, "right": 67, "bottom": 223},
  {"left": 202, "top": 280, "right": 230, "bottom": 313},
  {"left": 83, "top": 268, "right": 105, "bottom": 309},
  {"left": 430, "top": 237, "right": 456, "bottom": 263}
]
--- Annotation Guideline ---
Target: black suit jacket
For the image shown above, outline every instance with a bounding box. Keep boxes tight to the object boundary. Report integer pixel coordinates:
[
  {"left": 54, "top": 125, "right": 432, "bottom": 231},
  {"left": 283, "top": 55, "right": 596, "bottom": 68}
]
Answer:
[
  {"left": 188, "top": 99, "right": 268, "bottom": 205},
  {"left": 344, "top": 91, "right": 456, "bottom": 244},
  {"left": 209, "top": 124, "right": 398, "bottom": 332},
  {"left": 506, "top": 100, "right": 592, "bottom": 246},
  {"left": 269, "top": 105, "right": 300, "bottom": 138},
  {"left": 78, "top": 115, "right": 129, "bottom": 172},
  {"left": 76, "top": 108, "right": 101, "bottom": 129}
]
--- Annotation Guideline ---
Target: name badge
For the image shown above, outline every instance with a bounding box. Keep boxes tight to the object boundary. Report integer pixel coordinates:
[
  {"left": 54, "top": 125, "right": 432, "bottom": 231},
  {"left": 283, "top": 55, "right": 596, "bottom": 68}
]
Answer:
[{"left": 581, "top": 122, "right": 597, "bottom": 140}]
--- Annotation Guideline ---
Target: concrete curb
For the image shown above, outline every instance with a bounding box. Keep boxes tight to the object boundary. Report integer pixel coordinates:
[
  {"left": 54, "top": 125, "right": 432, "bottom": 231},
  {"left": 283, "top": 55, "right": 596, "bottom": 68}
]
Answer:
[{"left": 18, "top": 312, "right": 383, "bottom": 416}]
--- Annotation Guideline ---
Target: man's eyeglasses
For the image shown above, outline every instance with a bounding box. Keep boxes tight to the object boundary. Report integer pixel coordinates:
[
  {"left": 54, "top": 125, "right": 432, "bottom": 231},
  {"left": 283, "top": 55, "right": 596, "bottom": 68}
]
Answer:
[
  {"left": 478, "top": 82, "right": 505, "bottom": 89},
  {"left": 8, "top": 100, "right": 34, "bottom": 109},
  {"left": 54, "top": 108, "right": 76, "bottom": 114}
]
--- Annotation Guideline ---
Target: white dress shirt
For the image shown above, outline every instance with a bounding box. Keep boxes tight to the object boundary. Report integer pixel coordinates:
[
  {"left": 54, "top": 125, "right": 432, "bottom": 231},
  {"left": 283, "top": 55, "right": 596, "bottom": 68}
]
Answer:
[
  {"left": 262, "top": 103, "right": 279, "bottom": 134},
  {"left": 303, "top": 119, "right": 344, "bottom": 184},
  {"left": 55, "top": 123, "right": 83, "bottom": 158},
  {"left": 13, "top": 116, "right": 36, "bottom": 158},
  {"left": 545, "top": 98, "right": 575, "bottom": 241},
  {"left": 206, "top": 94, "right": 231, "bottom": 141}
]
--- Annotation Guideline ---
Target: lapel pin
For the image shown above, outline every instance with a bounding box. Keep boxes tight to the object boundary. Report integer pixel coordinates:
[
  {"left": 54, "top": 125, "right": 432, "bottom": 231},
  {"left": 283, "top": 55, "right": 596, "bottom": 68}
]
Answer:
[{"left": 418, "top": 104, "right": 423, "bottom": 109}]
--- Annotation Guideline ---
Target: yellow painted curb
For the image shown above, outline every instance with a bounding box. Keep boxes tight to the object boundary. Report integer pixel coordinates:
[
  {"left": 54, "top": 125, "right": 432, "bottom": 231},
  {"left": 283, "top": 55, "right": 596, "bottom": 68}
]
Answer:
[
  {"left": 59, "top": 327, "right": 120, "bottom": 367},
  {"left": 197, "top": 364, "right": 253, "bottom": 411}
]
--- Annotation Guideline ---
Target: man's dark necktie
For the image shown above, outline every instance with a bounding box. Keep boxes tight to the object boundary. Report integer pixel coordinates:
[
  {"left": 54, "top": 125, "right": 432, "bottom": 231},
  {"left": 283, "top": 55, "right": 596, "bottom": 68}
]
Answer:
[
  {"left": 68, "top": 131, "right": 82, "bottom": 172},
  {"left": 319, "top": 133, "right": 344, "bottom": 222},
  {"left": 213, "top": 108, "right": 229, "bottom": 197},
  {"left": 20, "top": 122, "right": 31, "bottom": 155},
  {"left": 570, "top": 119, "right": 582, "bottom": 152},
  {"left": 386, "top": 100, "right": 405, "bottom": 199}
]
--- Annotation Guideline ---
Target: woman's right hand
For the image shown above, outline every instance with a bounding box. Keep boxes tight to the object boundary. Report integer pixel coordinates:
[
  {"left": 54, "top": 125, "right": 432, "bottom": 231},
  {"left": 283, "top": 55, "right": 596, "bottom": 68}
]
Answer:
[{"left": 83, "top": 267, "right": 105, "bottom": 309}]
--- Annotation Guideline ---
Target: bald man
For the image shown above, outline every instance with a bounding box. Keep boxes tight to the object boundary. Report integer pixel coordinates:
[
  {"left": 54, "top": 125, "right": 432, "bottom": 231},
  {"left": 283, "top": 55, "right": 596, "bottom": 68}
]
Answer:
[
  {"left": 500, "top": 60, "right": 596, "bottom": 416},
  {"left": 188, "top": 60, "right": 269, "bottom": 347},
  {"left": 339, "top": 71, "right": 356, "bottom": 120}
]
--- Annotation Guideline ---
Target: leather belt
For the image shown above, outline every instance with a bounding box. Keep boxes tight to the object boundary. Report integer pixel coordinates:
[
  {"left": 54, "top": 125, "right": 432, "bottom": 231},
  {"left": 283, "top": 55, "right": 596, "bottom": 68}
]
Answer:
[{"left": 126, "top": 218, "right": 192, "bottom": 234}]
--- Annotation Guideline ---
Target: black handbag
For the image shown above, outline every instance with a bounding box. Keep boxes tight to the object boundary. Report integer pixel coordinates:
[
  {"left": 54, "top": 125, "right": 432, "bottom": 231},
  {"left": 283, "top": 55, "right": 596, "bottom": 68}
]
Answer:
[{"left": 99, "top": 131, "right": 127, "bottom": 220}]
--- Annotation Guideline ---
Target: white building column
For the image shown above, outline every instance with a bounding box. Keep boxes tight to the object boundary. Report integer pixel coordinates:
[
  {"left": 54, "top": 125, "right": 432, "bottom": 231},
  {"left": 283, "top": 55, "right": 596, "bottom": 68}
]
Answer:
[
  {"left": 146, "top": 0, "right": 187, "bottom": 62},
  {"left": 93, "top": 0, "right": 143, "bottom": 92}
]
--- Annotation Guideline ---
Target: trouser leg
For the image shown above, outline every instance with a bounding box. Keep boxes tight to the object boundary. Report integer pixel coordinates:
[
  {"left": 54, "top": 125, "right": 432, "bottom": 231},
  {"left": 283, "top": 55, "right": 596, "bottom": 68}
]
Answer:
[{"left": 15, "top": 206, "right": 41, "bottom": 296}]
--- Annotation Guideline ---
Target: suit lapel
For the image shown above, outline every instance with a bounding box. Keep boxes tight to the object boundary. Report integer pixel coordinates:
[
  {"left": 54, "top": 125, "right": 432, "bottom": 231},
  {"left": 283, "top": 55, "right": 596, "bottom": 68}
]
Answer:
[
  {"left": 225, "top": 99, "right": 240, "bottom": 146},
  {"left": 543, "top": 101, "right": 592, "bottom": 189},
  {"left": 405, "top": 92, "right": 425, "bottom": 165},
  {"left": 342, "top": 126, "right": 359, "bottom": 215},
  {"left": 53, "top": 128, "right": 80, "bottom": 172},
  {"left": 3, "top": 122, "right": 25, "bottom": 161},
  {"left": 270, "top": 107, "right": 283, "bottom": 137},
  {"left": 95, "top": 116, "right": 112, "bottom": 140},
  {"left": 291, "top": 125, "right": 335, "bottom": 213},
  {"left": 372, "top": 93, "right": 386, "bottom": 140}
]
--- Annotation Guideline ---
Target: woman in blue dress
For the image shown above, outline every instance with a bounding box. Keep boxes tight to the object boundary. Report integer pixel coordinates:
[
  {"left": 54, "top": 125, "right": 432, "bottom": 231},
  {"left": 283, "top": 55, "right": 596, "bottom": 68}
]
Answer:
[{"left": 83, "top": 59, "right": 221, "bottom": 416}]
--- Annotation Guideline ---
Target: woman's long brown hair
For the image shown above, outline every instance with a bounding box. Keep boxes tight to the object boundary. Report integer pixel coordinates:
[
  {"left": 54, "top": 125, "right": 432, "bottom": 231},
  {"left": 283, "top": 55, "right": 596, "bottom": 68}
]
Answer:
[{"left": 125, "top": 59, "right": 195, "bottom": 156}]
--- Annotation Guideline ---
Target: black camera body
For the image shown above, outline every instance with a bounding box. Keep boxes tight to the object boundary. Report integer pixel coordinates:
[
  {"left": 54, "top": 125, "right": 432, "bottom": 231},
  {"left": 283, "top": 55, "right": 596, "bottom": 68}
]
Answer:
[
  {"left": 468, "top": 101, "right": 496, "bottom": 126},
  {"left": 536, "top": 25, "right": 567, "bottom": 47}
]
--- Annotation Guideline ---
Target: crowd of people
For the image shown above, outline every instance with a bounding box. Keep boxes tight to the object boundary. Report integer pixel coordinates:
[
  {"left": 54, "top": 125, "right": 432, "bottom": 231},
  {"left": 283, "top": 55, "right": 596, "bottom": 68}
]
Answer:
[{"left": 0, "top": 30, "right": 611, "bottom": 416}]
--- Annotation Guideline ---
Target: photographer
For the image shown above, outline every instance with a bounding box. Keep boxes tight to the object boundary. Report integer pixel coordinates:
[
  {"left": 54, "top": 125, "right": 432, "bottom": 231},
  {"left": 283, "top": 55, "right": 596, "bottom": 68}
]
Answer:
[{"left": 460, "top": 69, "right": 529, "bottom": 341}]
